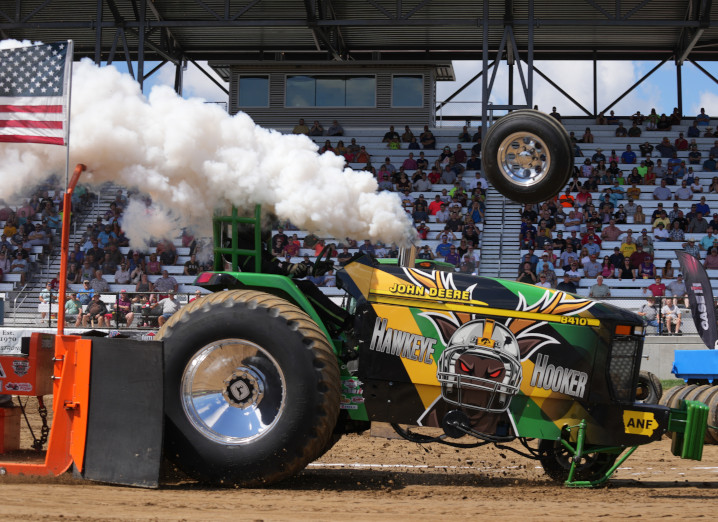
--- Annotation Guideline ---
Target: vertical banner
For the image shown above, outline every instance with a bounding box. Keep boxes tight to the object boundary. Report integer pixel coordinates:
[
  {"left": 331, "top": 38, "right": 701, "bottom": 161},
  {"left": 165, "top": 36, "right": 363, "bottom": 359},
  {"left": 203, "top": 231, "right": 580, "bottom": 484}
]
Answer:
[{"left": 676, "top": 251, "right": 718, "bottom": 349}]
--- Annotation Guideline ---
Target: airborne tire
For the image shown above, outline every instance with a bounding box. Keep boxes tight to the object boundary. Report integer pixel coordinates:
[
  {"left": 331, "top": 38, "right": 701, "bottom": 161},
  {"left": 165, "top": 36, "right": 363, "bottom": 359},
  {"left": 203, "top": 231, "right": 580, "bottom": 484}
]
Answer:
[
  {"left": 157, "top": 289, "right": 341, "bottom": 486},
  {"left": 635, "top": 370, "right": 663, "bottom": 404},
  {"left": 482, "top": 109, "right": 574, "bottom": 204},
  {"left": 538, "top": 439, "right": 618, "bottom": 483}
]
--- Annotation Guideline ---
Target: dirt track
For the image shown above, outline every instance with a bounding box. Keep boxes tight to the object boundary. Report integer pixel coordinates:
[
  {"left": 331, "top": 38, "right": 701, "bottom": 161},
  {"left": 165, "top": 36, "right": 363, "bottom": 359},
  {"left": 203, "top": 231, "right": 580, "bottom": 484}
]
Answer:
[{"left": 2, "top": 424, "right": 718, "bottom": 521}]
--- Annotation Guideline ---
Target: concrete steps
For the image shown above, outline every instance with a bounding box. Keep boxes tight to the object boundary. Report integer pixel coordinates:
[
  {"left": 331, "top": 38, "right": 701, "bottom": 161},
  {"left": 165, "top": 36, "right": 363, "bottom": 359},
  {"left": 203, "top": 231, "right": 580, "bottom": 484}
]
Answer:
[{"left": 479, "top": 185, "right": 522, "bottom": 279}]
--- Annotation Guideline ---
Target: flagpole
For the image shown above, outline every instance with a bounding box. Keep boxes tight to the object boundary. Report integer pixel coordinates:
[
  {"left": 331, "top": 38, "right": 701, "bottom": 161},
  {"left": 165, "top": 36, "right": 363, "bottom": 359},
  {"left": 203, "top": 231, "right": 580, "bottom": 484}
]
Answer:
[
  {"left": 64, "top": 40, "right": 74, "bottom": 189},
  {"left": 58, "top": 40, "right": 74, "bottom": 333}
]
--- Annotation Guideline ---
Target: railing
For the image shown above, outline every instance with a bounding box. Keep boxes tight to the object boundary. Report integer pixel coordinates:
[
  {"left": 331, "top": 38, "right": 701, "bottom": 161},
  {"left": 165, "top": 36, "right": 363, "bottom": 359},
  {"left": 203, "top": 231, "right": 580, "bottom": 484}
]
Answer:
[
  {"left": 435, "top": 101, "right": 494, "bottom": 128},
  {"left": 8, "top": 290, "right": 202, "bottom": 330},
  {"left": 7, "top": 289, "right": 701, "bottom": 338}
]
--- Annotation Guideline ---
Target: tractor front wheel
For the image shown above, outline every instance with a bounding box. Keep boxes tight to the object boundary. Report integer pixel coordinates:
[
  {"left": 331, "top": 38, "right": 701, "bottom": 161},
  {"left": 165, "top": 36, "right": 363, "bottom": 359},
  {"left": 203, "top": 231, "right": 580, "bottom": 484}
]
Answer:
[{"left": 157, "top": 289, "right": 340, "bottom": 486}]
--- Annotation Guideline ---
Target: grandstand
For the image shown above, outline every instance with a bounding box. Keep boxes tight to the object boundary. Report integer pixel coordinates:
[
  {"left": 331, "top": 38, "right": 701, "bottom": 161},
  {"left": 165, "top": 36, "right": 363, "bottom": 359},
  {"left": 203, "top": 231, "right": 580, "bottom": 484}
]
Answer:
[{"left": 2, "top": 113, "right": 718, "bottom": 335}]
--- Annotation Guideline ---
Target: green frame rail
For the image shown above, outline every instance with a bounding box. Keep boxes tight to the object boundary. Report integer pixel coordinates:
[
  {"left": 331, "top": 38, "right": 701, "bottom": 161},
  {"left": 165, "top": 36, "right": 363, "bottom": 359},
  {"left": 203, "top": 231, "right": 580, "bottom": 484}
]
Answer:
[{"left": 213, "top": 205, "right": 263, "bottom": 273}]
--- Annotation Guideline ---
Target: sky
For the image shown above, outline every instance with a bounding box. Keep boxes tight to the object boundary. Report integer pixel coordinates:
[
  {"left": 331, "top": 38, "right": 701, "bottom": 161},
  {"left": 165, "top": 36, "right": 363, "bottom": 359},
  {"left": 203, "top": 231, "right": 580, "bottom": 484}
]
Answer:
[{"left": 128, "top": 58, "right": 718, "bottom": 122}]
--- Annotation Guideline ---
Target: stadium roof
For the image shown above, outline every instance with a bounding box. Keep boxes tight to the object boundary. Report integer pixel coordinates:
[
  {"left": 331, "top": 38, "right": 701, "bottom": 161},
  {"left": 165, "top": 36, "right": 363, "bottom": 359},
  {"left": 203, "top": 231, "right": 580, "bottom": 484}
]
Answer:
[{"left": 1, "top": 0, "right": 717, "bottom": 64}]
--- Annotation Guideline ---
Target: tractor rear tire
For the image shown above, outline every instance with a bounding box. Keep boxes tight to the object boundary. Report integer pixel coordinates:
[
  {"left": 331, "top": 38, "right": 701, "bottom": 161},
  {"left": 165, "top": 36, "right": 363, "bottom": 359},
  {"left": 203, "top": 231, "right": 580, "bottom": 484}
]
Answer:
[
  {"left": 482, "top": 109, "right": 573, "bottom": 204},
  {"left": 659, "top": 383, "right": 685, "bottom": 409},
  {"left": 157, "top": 289, "right": 340, "bottom": 486},
  {"left": 695, "top": 385, "right": 718, "bottom": 444},
  {"left": 635, "top": 370, "right": 662, "bottom": 404},
  {"left": 538, "top": 439, "right": 618, "bottom": 483}
]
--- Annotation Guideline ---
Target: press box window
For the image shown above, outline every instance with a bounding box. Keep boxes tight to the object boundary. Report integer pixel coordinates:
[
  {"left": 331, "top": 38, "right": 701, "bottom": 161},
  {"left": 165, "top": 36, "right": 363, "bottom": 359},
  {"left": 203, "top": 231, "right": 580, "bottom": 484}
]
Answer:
[
  {"left": 238, "top": 76, "right": 269, "bottom": 107},
  {"left": 392, "top": 75, "right": 423, "bottom": 107},
  {"left": 286, "top": 75, "right": 375, "bottom": 107}
]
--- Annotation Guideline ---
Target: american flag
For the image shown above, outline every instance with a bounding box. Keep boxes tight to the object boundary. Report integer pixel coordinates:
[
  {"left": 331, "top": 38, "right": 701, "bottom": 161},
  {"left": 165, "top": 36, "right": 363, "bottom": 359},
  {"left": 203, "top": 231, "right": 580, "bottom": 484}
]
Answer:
[{"left": 0, "top": 41, "right": 72, "bottom": 146}]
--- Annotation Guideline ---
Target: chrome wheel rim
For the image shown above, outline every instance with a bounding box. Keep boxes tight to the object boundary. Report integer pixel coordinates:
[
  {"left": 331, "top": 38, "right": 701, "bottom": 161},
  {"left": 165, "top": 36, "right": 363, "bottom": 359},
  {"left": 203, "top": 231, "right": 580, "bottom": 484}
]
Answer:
[
  {"left": 497, "top": 131, "right": 551, "bottom": 188},
  {"left": 181, "top": 339, "right": 286, "bottom": 445}
]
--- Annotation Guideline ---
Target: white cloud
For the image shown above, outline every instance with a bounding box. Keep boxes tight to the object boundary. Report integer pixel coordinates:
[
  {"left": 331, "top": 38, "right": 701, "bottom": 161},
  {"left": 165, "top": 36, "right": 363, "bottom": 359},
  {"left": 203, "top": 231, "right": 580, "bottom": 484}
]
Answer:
[
  {"left": 691, "top": 92, "right": 718, "bottom": 118},
  {"left": 438, "top": 60, "right": 663, "bottom": 117},
  {"left": 155, "top": 60, "right": 228, "bottom": 102}
]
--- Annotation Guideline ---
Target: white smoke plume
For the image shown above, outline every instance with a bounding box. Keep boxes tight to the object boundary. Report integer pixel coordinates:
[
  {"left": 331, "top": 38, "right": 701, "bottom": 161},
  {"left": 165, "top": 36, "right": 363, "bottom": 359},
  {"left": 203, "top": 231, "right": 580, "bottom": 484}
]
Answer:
[{"left": 0, "top": 40, "right": 416, "bottom": 248}]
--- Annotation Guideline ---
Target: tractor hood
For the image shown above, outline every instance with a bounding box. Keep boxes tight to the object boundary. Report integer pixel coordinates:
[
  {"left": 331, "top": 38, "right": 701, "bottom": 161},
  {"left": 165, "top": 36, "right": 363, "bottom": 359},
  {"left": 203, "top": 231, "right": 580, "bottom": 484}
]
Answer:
[{"left": 338, "top": 256, "right": 642, "bottom": 327}]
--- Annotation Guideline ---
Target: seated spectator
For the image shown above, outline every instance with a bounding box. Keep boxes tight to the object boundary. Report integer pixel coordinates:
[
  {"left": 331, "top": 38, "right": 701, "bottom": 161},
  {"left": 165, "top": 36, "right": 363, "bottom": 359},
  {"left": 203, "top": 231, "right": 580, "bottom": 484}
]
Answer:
[
  {"left": 589, "top": 275, "right": 611, "bottom": 298},
  {"left": 309, "top": 120, "right": 324, "bottom": 136},
  {"left": 688, "top": 212, "right": 709, "bottom": 234},
  {"left": 656, "top": 137, "right": 676, "bottom": 158},
  {"left": 382, "top": 126, "right": 400, "bottom": 143},
  {"left": 9, "top": 251, "right": 28, "bottom": 284},
  {"left": 549, "top": 107, "right": 562, "bottom": 122},
  {"left": 412, "top": 195, "right": 429, "bottom": 222},
  {"left": 637, "top": 297, "right": 661, "bottom": 332},
  {"left": 700, "top": 227, "right": 717, "bottom": 251},
  {"left": 79, "top": 293, "right": 108, "bottom": 327},
  {"left": 90, "top": 269, "right": 110, "bottom": 293},
  {"left": 146, "top": 253, "right": 162, "bottom": 275},
  {"left": 355, "top": 146, "right": 371, "bottom": 163},
  {"left": 688, "top": 144, "right": 702, "bottom": 165},
  {"left": 628, "top": 122, "right": 642, "bottom": 138},
  {"left": 705, "top": 247, "right": 718, "bottom": 269},
  {"left": 64, "top": 292, "right": 82, "bottom": 326},
  {"left": 674, "top": 180, "right": 693, "bottom": 201},
  {"left": 696, "top": 107, "right": 711, "bottom": 126},
  {"left": 292, "top": 118, "right": 309, "bottom": 135},
  {"left": 454, "top": 143, "right": 468, "bottom": 164},
  {"left": 667, "top": 274, "right": 688, "bottom": 307},
  {"left": 326, "top": 120, "right": 344, "bottom": 136},
  {"left": 647, "top": 275, "right": 666, "bottom": 297},
  {"left": 535, "top": 272, "right": 552, "bottom": 288},
  {"left": 683, "top": 237, "right": 701, "bottom": 259},
  {"left": 652, "top": 179, "right": 672, "bottom": 200},
  {"left": 155, "top": 291, "right": 181, "bottom": 327},
  {"left": 653, "top": 222, "right": 669, "bottom": 241},
  {"left": 401, "top": 125, "right": 414, "bottom": 143},
  {"left": 657, "top": 113, "right": 672, "bottom": 130},
  {"left": 555, "top": 273, "right": 576, "bottom": 293},
  {"left": 517, "top": 262, "right": 537, "bottom": 284},
  {"left": 675, "top": 132, "right": 688, "bottom": 151},
  {"left": 704, "top": 154, "right": 717, "bottom": 172},
  {"left": 600, "top": 256, "right": 615, "bottom": 278},
  {"left": 402, "top": 152, "right": 418, "bottom": 170},
  {"left": 621, "top": 145, "right": 636, "bottom": 164},
  {"left": 114, "top": 261, "right": 131, "bottom": 284},
  {"left": 615, "top": 122, "right": 627, "bottom": 137},
  {"left": 112, "top": 289, "right": 135, "bottom": 327},
  {"left": 687, "top": 119, "right": 701, "bottom": 138},
  {"left": 629, "top": 244, "right": 650, "bottom": 269},
  {"left": 420, "top": 126, "right": 436, "bottom": 149},
  {"left": 601, "top": 219, "right": 622, "bottom": 241},
  {"left": 583, "top": 254, "right": 602, "bottom": 278},
  {"left": 319, "top": 140, "right": 334, "bottom": 154},
  {"left": 184, "top": 253, "right": 201, "bottom": 276},
  {"left": 134, "top": 273, "right": 154, "bottom": 298},
  {"left": 637, "top": 255, "right": 656, "bottom": 279},
  {"left": 617, "top": 257, "right": 635, "bottom": 281},
  {"left": 662, "top": 297, "right": 682, "bottom": 334},
  {"left": 457, "top": 126, "right": 471, "bottom": 143}
]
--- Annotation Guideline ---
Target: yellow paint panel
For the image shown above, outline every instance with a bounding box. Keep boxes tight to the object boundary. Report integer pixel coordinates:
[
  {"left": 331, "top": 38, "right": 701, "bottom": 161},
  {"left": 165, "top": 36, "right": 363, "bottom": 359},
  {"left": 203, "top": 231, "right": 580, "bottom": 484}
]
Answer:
[
  {"left": 369, "top": 295, "right": 599, "bottom": 327},
  {"left": 415, "top": 383, "right": 442, "bottom": 409},
  {"left": 342, "top": 261, "right": 376, "bottom": 298},
  {"left": 623, "top": 410, "right": 658, "bottom": 436},
  {"left": 371, "top": 303, "right": 441, "bottom": 388}
]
